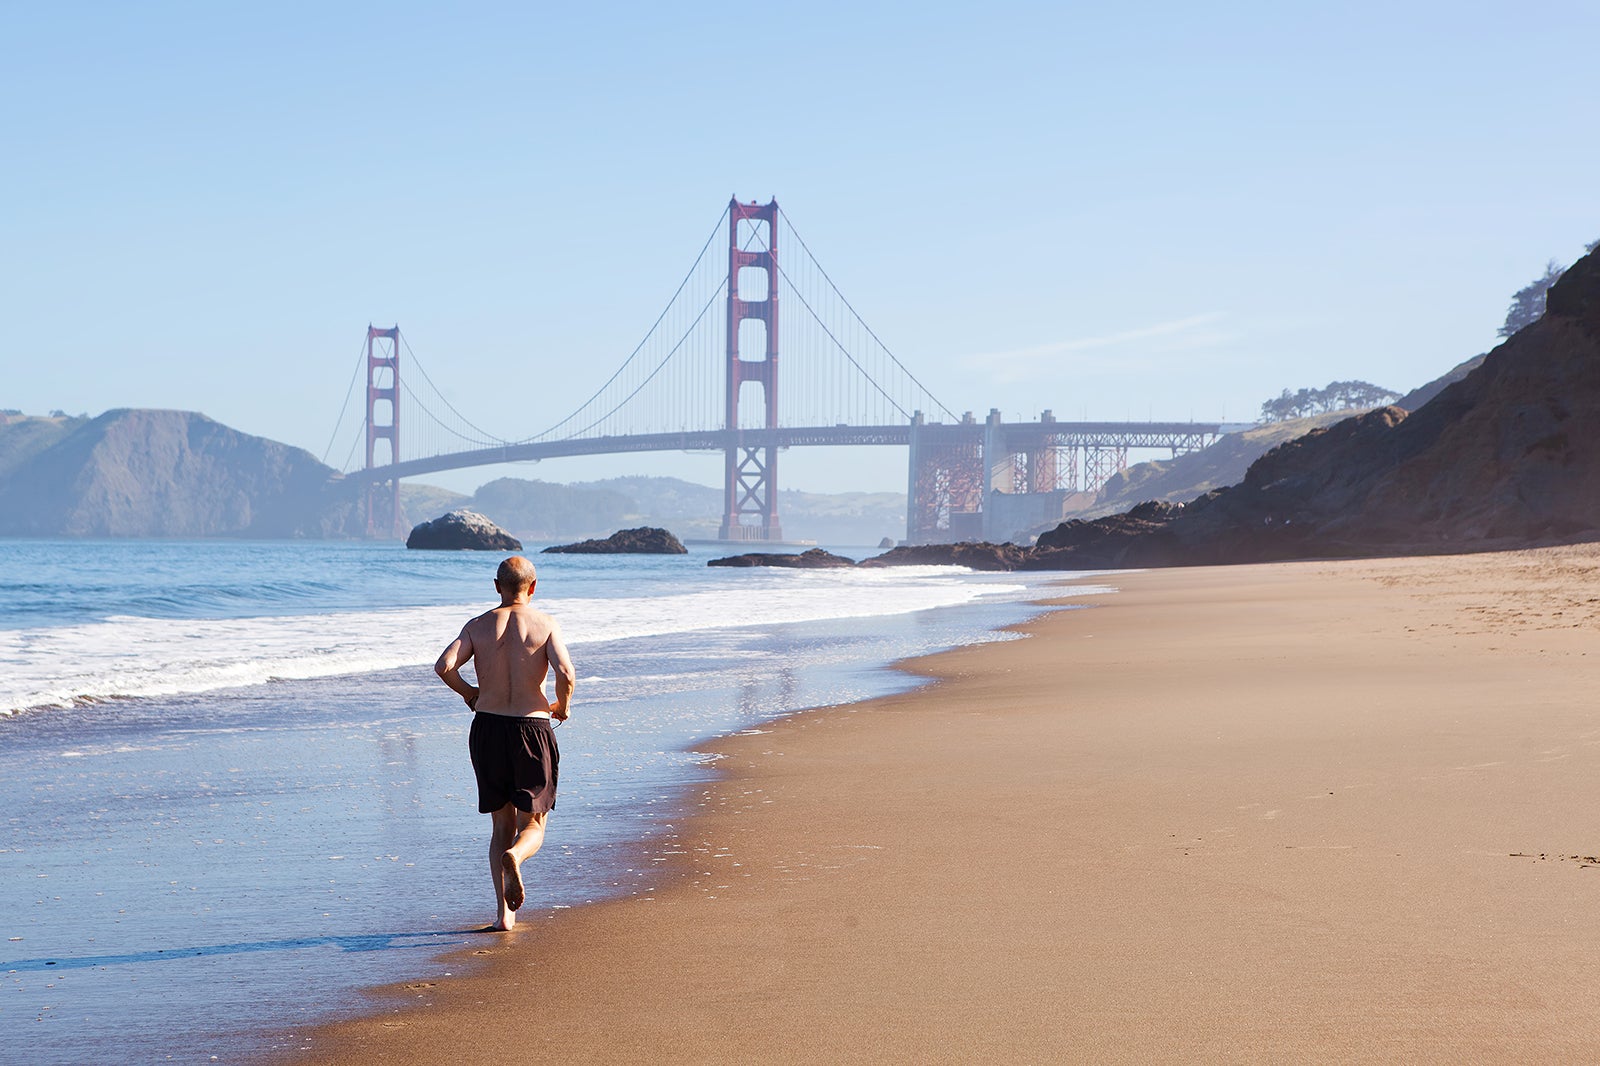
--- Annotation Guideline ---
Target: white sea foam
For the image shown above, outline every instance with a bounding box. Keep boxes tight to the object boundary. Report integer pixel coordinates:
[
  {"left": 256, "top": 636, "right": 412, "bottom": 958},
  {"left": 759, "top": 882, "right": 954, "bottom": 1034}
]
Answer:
[{"left": 0, "top": 567, "right": 1042, "bottom": 716}]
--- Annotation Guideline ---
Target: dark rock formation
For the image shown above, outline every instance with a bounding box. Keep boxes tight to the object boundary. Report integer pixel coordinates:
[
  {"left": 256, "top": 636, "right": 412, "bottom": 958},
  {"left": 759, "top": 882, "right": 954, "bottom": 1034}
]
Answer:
[
  {"left": 543, "top": 526, "right": 686, "bottom": 554},
  {"left": 1026, "top": 500, "right": 1185, "bottom": 569},
  {"left": 708, "top": 548, "right": 856, "bottom": 568},
  {"left": 0, "top": 408, "right": 341, "bottom": 537},
  {"left": 878, "top": 536, "right": 897, "bottom": 548},
  {"left": 860, "top": 541, "right": 1031, "bottom": 571},
  {"left": 407, "top": 510, "right": 522, "bottom": 551}
]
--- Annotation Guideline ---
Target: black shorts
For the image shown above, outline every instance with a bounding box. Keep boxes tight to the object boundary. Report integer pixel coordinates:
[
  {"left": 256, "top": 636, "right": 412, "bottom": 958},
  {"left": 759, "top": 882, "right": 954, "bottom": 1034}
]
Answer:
[{"left": 468, "top": 713, "right": 559, "bottom": 815}]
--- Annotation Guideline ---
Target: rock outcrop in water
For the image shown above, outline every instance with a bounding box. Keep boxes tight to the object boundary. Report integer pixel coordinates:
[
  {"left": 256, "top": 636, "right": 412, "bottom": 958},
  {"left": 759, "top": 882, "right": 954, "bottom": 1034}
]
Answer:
[
  {"left": 859, "top": 542, "right": 1031, "bottom": 571},
  {"left": 543, "top": 527, "right": 686, "bottom": 554},
  {"left": 407, "top": 510, "right": 522, "bottom": 551},
  {"left": 708, "top": 548, "right": 856, "bottom": 568}
]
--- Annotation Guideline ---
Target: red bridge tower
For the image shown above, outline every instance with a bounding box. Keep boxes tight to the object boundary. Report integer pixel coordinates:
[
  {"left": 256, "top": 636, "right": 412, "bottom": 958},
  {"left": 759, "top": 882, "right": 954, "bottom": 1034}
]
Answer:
[
  {"left": 719, "top": 198, "right": 783, "bottom": 541},
  {"left": 364, "top": 325, "right": 403, "bottom": 538}
]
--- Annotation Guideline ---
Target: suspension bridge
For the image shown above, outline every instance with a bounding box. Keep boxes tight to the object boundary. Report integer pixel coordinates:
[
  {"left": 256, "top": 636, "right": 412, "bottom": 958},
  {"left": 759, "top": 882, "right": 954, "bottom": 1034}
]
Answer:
[{"left": 329, "top": 198, "right": 1224, "bottom": 544}]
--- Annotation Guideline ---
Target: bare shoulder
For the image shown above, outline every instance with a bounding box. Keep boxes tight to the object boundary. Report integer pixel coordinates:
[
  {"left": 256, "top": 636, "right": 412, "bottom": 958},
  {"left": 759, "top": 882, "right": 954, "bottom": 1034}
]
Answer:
[
  {"left": 515, "top": 605, "right": 560, "bottom": 631},
  {"left": 461, "top": 607, "right": 503, "bottom": 636}
]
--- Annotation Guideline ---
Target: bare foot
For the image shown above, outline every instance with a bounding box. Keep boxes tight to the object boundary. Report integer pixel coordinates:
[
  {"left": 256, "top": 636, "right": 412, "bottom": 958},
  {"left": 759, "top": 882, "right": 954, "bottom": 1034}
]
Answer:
[{"left": 500, "top": 852, "right": 525, "bottom": 911}]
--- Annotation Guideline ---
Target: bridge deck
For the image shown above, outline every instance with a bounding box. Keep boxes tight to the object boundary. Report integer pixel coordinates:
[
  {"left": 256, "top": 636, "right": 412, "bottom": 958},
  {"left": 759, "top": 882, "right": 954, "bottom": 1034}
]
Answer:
[{"left": 342, "top": 422, "right": 1225, "bottom": 485}]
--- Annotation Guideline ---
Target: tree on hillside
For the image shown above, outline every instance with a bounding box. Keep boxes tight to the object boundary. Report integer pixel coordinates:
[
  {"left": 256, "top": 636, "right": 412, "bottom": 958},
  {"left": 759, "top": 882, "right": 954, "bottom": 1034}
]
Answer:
[
  {"left": 1258, "top": 380, "right": 1399, "bottom": 423},
  {"left": 1499, "top": 261, "right": 1565, "bottom": 338},
  {"left": 1497, "top": 238, "right": 1600, "bottom": 338}
]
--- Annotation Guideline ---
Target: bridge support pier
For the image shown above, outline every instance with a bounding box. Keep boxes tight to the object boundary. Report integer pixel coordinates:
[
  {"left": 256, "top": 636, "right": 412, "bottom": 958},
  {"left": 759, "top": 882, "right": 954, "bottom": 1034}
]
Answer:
[
  {"left": 907, "top": 407, "right": 1158, "bottom": 544},
  {"left": 719, "top": 198, "right": 784, "bottom": 541},
  {"left": 906, "top": 410, "right": 984, "bottom": 543}
]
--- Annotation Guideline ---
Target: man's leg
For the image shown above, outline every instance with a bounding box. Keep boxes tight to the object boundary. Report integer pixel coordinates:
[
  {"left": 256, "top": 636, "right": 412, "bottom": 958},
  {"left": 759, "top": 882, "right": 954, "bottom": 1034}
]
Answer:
[
  {"left": 488, "top": 804, "right": 549, "bottom": 928},
  {"left": 488, "top": 804, "right": 520, "bottom": 930},
  {"left": 498, "top": 808, "right": 548, "bottom": 915}
]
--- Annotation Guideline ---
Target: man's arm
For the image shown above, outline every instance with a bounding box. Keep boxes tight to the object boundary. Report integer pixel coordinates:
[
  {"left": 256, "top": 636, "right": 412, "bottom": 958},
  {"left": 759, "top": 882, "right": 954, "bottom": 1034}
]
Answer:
[
  {"left": 434, "top": 626, "right": 479, "bottom": 710},
  {"left": 547, "top": 624, "right": 575, "bottom": 722}
]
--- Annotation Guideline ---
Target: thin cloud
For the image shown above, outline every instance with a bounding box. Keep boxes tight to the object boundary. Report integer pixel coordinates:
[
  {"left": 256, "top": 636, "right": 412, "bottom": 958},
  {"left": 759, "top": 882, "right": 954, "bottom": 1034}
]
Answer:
[{"left": 964, "top": 312, "right": 1232, "bottom": 383}]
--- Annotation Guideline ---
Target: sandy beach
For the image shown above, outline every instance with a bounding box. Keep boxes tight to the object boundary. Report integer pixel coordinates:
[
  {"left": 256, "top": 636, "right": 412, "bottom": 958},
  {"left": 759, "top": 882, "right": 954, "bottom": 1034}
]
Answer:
[{"left": 277, "top": 545, "right": 1600, "bottom": 1064}]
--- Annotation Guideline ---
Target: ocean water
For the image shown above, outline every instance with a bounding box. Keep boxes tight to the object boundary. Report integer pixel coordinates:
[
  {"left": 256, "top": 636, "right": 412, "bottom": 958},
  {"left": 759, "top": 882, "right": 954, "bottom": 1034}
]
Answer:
[{"left": 0, "top": 540, "right": 1101, "bottom": 1064}]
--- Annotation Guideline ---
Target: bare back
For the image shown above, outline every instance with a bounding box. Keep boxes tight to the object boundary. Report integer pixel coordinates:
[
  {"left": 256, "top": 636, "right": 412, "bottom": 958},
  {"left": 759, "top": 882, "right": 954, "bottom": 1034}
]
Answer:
[{"left": 454, "top": 604, "right": 573, "bottom": 717}]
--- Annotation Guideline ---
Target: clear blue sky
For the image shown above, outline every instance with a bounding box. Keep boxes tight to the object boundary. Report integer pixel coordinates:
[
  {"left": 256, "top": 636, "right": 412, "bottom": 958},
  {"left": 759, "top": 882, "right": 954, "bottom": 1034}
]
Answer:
[{"left": 4, "top": 2, "right": 1597, "bottom": 493}]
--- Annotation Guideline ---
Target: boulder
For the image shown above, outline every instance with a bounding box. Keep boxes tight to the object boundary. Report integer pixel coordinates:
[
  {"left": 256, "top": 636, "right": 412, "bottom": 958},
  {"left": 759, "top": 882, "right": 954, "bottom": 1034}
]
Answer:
[
  {"left": 406, "top": 510, "right": 522, "bottom": 551},
  {"left": 859, "top": 541, "right": 1030, "bottom": 571},
  {"left": 543, "top": 526, "right": 687, "bottom": 554},
  {"left": 877, "top": 536, "right": 897, "bottom": 549},
  {"left": 708, "top": 548, "right": 856, "bottom": 568}
]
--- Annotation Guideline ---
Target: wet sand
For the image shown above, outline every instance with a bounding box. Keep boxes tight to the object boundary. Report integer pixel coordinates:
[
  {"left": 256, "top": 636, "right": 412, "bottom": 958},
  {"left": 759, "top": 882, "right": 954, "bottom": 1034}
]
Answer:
[{"left": 275, "top": 546, "right": 1600, "bottom": 1063}]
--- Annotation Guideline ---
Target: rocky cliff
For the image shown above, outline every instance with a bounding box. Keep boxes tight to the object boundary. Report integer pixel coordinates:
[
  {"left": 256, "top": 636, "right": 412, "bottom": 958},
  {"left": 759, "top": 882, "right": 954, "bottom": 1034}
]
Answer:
[{"left": 0, "top": 409, "right": 343, "bottom": 537}]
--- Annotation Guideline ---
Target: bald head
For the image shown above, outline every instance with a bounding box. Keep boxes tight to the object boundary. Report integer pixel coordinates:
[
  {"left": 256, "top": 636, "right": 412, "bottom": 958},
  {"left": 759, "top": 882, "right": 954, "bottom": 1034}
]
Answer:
[{"left": 495, "top": 556, "right": 538, "bottom": 595}]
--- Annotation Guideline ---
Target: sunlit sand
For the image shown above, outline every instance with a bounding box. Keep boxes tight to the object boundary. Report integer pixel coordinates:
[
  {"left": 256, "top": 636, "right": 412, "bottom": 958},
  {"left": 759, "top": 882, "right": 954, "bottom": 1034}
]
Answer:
[{"left": 280, "top": 546, "right": 1600, "bottom": 1063}]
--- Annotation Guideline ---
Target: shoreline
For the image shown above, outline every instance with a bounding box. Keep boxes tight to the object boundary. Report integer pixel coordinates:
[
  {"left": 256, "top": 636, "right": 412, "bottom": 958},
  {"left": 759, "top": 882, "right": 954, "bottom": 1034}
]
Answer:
[
  {"left": 1, "top": 553, "right": 1050, "bottom": 1065},
  {"left": 272, "top": 546, "right": 1600, "bottom": 1063}
]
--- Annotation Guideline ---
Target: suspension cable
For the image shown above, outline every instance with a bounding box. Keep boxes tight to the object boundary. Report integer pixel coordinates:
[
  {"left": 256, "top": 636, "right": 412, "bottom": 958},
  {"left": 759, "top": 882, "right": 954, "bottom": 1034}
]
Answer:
[
  {"left": 340, "top": 416, "right": 365, "bottom": 473},
  {"left": 778, "top": 204, "right": 958, "bottom": 420},
  {"left": 516, "top": 202, "right": 732, "bottom": 444},
  {"left": 535, "top": 204, "right": 765, "bottom": 441},
  {"left": 398, "top": 376, "right": 502, "bottom": 447},
  {"left": 556, "top": 276, "right": 728, "bottom": 439},
  {"left": 745, "top": 222, "right": 914, "bottom": 421},
  {"left": 399, "top": 331, "right": 506, "bottom": 444},
  {"left": 322, "top": 335, "right": 370, "bottom": 465}
]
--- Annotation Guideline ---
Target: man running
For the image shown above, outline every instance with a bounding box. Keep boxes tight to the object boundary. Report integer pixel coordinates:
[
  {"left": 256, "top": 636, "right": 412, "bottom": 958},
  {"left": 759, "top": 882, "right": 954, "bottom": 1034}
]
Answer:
[{"left": 435, "top": 555, "right": 575, "bottom": 931}]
